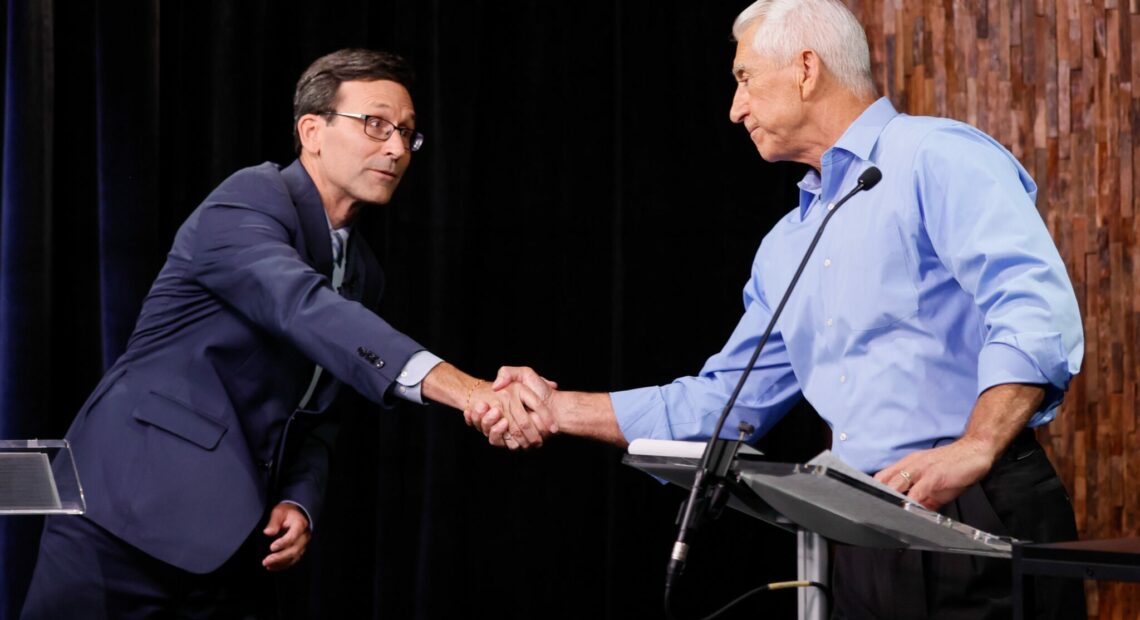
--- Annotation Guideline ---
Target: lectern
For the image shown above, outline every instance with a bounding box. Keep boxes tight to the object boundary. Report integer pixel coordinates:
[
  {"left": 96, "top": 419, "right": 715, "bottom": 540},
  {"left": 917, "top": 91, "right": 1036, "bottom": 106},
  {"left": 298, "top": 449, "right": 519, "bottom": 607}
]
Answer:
[
  {"left": 624, "top": 439, "right": 1013, "bottom": 620},
  {"left": 0, "top": 439, "right": 85, "bottom": 515}
]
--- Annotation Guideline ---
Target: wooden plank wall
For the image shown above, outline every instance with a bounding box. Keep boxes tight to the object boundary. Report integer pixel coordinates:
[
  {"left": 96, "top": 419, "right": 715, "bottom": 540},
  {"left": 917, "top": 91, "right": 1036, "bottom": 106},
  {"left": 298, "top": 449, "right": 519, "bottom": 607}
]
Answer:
[{"left": 848, "top": 0, "right": 1137, "bottom": 615}]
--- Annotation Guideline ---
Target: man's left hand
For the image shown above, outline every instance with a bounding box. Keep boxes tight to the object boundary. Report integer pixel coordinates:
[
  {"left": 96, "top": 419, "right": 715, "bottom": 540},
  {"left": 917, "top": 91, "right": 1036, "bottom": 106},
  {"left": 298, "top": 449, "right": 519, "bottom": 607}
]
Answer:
[
  {"left": 262, "top": 502, "right": 311, "bottom": 571},
  {"left": 873, "top": 437, "right": 995, "bottom": 511}
]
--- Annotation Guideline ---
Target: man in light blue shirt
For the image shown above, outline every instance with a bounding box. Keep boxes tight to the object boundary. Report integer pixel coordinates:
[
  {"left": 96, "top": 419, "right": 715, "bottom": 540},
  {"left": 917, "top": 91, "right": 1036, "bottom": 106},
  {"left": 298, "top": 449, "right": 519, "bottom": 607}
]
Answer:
[{"left": 475, "top": 0, "right": 1086, "bottom": 617}]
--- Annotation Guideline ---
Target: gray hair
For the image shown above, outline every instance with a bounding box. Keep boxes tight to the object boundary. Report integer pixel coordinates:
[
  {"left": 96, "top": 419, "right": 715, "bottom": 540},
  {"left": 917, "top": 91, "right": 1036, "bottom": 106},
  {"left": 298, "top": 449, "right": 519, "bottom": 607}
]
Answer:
[{"left": 732, "top": 0, "right": 876, "bottom": 99}]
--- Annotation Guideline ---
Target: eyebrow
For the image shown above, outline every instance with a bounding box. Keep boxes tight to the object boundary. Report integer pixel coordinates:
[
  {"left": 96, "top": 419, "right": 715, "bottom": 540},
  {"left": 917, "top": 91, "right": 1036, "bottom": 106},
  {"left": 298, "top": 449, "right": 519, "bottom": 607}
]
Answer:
[{"left": 365, "top": 102, "right": 416, "bottom": 124}]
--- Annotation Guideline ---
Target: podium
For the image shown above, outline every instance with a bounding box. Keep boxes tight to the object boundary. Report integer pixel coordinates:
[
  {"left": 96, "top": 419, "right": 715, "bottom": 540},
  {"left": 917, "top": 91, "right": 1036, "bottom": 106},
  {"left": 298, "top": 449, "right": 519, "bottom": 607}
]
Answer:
[
  {"left": 0, "top": 439, "right": 85, "bottom": 515},
  {"left": 623, "top": 440, "right": 1013, "bottom": 620}
]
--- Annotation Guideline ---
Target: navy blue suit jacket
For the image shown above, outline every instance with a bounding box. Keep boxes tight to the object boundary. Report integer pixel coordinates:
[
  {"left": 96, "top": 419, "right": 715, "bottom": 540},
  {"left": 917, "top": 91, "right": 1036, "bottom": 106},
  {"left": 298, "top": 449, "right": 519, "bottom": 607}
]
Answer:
[{"left": 65, "top": 160, "right": 423, "bottom": 573}]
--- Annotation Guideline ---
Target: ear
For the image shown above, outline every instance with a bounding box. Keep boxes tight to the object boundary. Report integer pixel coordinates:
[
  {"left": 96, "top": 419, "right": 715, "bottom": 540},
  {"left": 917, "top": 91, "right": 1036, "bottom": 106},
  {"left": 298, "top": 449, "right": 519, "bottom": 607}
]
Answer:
[
  {"left": 297, "top": 114, "right": 326, "bottom": 156},
  {"left": 796, "top": 49, "right": 822, "bottom": 100}
]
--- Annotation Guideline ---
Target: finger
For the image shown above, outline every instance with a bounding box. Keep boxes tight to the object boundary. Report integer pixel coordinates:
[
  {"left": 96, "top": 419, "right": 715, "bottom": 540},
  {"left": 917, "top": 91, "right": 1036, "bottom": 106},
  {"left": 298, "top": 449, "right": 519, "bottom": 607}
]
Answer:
[
  {"left": 517, "top": 384, "right": 558, "bottom": 434},
  {"left": 263, "top": 547, "right": 301, "bottom": 571},
  {"left": 885, "top": 473, "right": 910, "bottom": 494},
  {"left": 492, "top": 367, "right": 521, "bottom": 391},
  {"left": 544, "top": 379, "right": 558, "bottom": 389},
  {"left": 502, "top": 392, "right": 540, "bottom": 448},
  {"left": 504, "top": 435, "right": 520, "bottom": 450},
  {"left": 490, "top": 418, "right": 509, "bottom": 439},
  {"left": 480, "top": 408, "right": 503, "bottom": 436},
  {"left": 263, "top": 507, "right": 286, "bottom": 536},
  {"left": 467, "top": 401, "right": 489, "bottom": 427},
  {"left": 488, "top": 418, "right": 510, "bottom": 447},
  {"left": 270, "top": 517, "right": 301, "bottom": 552},
  {"left": 872, "top": 465, "right": 897, "bottom": 484}
]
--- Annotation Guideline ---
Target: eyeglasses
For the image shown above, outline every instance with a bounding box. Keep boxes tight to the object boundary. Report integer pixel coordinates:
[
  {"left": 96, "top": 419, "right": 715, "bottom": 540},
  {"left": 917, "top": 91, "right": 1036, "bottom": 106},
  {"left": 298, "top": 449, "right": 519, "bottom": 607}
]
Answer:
[{"left": 325, "top": 112, "right": 424, "bottom": 152}]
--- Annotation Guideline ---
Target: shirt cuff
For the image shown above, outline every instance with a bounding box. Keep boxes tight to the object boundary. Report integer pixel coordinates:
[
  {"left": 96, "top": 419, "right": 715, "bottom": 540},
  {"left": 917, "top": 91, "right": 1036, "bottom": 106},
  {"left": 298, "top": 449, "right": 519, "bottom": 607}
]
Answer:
[
  {"left": 976, "top": 341, "right": 1051, "bottom": 394},
  {"left": 976, "top": 340, "right": 1061, "bottom": 427},
  {"left": 391, "top": 350, "right": 444, "bottom": 405},
  {"left": 610, "top": 386, "right": 673, "bottom": 443}
]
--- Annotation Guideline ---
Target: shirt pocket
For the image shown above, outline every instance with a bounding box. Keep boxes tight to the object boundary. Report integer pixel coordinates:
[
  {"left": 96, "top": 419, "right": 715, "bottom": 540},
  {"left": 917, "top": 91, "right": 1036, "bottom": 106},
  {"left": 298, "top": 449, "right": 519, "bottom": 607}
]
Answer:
[{"left": 824, "top": 217, "right": 919, "bottom": 332}]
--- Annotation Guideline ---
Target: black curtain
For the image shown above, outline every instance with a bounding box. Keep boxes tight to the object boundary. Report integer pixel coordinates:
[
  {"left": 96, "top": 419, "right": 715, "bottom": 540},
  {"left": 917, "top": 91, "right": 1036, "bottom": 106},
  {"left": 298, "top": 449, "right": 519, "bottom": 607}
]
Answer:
[{"left": 0, "top": 1, "right": 826, "bottom": 618}]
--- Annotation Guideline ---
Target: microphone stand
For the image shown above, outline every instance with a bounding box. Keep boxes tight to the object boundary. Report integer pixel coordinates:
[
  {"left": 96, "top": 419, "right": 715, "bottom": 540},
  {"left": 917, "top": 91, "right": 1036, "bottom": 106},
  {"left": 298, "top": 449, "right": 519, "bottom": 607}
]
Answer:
[{"left": 663, "top": 167, "right": 882, "bottom": 620}]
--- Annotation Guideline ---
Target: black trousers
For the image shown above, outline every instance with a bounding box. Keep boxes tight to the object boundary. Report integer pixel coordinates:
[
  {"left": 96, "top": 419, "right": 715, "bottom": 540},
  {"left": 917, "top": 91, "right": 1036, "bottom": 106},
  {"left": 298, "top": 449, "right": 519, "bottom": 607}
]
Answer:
[
  {"left": 832, "top": 430, "right": 1086, "bottom": 620},
  {"left": 21, "top": 514, "right": 279, "bottom": 620}
]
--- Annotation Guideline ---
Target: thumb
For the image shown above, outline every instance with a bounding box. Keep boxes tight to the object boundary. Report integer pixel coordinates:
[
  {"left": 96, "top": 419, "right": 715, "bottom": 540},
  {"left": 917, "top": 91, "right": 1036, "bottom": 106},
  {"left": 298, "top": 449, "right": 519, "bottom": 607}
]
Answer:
[
  {"left": 263, "top": 506, "right": 286, "bottom": 536},
  {"left": 492, "top": 367, "right": 518, "bottom": 390}
]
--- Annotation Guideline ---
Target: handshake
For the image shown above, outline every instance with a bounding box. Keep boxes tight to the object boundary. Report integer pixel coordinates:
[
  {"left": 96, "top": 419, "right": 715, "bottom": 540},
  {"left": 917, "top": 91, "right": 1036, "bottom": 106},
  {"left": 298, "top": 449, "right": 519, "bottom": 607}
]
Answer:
[{"left": 462, "top": 366, "right": 560, "bottom": 450}]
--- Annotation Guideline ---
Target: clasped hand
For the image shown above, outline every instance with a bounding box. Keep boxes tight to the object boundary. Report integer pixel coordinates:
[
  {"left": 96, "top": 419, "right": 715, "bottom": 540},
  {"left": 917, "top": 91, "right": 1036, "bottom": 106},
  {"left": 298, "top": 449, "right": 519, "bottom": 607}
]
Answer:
[{"left": 464, "top": 366, "right": 558, "bottom": 450}]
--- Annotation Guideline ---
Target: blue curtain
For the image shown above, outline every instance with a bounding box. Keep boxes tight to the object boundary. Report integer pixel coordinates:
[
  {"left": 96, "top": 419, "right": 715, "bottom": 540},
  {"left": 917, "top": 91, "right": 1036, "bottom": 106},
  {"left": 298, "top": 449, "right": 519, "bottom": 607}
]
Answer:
[
  {"left": 0, "top": 1, "right": 821, "bottom": 618},
  {"left": 1, "top": 0, "right": 53, "bottom": 614}
]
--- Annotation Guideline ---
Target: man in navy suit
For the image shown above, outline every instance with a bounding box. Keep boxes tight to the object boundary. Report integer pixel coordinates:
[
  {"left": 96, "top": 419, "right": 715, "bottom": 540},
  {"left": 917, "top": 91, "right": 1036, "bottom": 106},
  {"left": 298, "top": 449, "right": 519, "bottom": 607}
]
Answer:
[{"left": 21, "top": 49, "right": 553, "bottom": 618}]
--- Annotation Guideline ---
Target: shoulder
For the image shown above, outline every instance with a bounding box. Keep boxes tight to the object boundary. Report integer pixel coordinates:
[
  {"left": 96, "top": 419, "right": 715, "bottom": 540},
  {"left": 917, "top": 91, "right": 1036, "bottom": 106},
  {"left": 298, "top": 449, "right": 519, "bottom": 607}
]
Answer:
[
  {"left": 884, "top": 115, "right": 1022, "bottom": 170},
  {"left": 207, "top": 162, "right": 293, "bottom": 208},
  {"left": 200, "top": 162, "right": 301, "bottom": 226}
]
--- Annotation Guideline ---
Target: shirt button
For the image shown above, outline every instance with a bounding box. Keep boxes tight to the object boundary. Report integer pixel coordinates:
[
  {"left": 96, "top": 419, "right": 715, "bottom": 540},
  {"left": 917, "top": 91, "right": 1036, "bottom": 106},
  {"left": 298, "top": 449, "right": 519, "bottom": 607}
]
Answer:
[
  {"left": 826, "top": 318, "right": 833, "bottom": 327},
  {"left": 400, "top": 371, "right": 408, "bottom": 378},
  {"left": 827, "top": 202, "right": 836, "bottom": 211},
  {"left": 839, "top": 432, "right": 848, "bottom": 441},
  {"left": 839, "top": 375, "right": 847, "bottom": 383},
  {"left": 824, "top": 258, "right": 832, "bottom": 267},
  {"left": 399, "top": 386, "right": 407, "bottom": 394}
]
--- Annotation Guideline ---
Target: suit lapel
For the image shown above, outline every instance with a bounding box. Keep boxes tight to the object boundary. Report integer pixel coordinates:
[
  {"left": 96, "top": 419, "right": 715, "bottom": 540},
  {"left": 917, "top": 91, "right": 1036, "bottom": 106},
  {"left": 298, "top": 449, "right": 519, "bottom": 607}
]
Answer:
[
  {"left": 281, "top": 160, "right": 334, "bottom": 278},
  {"left": 280, "top": 159, "right": 384, "bottom": 308}
]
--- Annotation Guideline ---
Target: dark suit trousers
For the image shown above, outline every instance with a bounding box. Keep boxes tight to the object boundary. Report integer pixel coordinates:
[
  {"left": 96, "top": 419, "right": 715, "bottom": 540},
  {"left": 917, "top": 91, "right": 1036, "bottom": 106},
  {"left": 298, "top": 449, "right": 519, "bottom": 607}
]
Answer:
[
  {"left": 831, "top": 430, "right": 1086, "bottom": 620},
  {"left": 21, "top": 514, "right": 278, "bottom": 620}
]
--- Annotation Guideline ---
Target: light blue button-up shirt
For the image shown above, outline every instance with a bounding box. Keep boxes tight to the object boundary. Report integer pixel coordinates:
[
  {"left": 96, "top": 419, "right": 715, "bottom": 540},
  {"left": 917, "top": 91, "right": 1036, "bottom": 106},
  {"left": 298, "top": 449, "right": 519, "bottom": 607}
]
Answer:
[{"left": 611, "top": 97, "right": 1083, "bottom": 473}]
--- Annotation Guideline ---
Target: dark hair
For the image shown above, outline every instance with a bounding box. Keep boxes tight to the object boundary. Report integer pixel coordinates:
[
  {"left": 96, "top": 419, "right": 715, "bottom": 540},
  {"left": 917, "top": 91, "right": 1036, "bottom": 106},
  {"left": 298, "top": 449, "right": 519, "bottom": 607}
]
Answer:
[{"left": 292, "top": 49, "right": 416, "bottom": 152}]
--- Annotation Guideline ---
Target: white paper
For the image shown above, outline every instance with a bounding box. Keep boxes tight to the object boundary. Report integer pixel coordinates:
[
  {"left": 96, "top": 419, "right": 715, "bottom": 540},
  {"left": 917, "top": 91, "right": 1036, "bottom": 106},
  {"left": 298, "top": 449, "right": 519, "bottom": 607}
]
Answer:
[{"left": 627, "top": 438, "right": 763, "bottom": 459}]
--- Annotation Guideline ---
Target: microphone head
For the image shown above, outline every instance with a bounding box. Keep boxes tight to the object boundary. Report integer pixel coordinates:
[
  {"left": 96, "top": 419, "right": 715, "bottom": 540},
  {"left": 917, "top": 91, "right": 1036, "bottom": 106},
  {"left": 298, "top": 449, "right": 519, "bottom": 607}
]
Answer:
[{"left": 858, "top": 166, "right": 882, "bottom": 190}]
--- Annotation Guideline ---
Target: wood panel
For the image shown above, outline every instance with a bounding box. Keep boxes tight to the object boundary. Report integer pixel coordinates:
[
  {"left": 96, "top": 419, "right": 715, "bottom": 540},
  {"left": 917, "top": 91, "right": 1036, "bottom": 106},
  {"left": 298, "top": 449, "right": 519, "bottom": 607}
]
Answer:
[{"left": 851, "top": 1, "right": 1140, "bottom": 615}]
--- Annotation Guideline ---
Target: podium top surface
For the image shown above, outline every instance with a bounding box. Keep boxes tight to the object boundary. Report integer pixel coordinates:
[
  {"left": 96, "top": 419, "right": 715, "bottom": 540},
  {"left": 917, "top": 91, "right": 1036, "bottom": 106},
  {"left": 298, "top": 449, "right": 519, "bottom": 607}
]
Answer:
[
  {"left": 624, "top": 441, "right": 1013, "bottom": 559},
  {"left": 0, "top": 439, "right": 85, "bottom": 515}
]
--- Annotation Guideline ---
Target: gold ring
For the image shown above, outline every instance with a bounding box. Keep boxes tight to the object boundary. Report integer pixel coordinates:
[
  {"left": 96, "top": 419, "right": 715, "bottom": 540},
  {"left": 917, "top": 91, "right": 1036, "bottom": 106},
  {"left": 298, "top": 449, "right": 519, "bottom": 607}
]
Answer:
[{"left": 899, "top": 470, "right": 912, "bottom": 485}]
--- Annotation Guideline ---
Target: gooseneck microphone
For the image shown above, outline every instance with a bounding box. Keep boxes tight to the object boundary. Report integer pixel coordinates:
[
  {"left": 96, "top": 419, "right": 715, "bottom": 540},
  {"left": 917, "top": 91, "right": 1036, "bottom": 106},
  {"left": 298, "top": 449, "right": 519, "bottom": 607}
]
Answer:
[{"left": 663, "top": 166, "right": 882, "bottom": 619}]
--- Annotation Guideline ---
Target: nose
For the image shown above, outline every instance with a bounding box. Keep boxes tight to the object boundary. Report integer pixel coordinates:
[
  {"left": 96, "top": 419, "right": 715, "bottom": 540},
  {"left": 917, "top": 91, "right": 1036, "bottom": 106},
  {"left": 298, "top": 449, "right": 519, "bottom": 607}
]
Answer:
[
  {"left": 382, "top": 131, "right": 408, "bottom": 159},
  {"left": 729, "top": 83, "right": 748, "bottom": 124}
]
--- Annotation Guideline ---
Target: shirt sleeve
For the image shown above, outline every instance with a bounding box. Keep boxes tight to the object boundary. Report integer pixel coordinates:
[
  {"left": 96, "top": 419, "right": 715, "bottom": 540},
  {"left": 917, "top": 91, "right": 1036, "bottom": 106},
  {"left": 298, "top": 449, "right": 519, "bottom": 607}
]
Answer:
[
  {"left": 390, "top": 350, "right": 444, "bottom": 405},
  {"left": 914, "top": 125, "right": 1084, "bottom": 423},
  {"left": 612, "top": 257, "right": 803, "bottom": 444}
]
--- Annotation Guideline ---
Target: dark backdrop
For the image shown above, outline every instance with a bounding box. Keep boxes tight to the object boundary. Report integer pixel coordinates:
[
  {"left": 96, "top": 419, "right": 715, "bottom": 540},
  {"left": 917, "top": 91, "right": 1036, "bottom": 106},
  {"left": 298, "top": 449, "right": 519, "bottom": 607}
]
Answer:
[{"left": 0, "top": 1, "right": 826, "bottom": 618}]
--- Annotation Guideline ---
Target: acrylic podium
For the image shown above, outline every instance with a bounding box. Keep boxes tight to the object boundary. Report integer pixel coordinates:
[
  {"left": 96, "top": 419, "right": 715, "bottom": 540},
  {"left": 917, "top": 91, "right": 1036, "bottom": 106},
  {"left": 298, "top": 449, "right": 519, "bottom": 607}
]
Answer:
[
  {"left": 0, "top": 439, "right": 85, "bottom": 515},
  {"left": 623, "top": 439, "right": 1013, "bottom": 620}
]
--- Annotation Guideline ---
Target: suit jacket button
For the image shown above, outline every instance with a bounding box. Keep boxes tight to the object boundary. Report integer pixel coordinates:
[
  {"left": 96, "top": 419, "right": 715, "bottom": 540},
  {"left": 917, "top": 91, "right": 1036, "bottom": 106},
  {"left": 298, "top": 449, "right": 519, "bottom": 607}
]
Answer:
[
  {"left": 374, "top": 360, "right": 385, "bottom": 369},
  {"left": 357, "top": 347, "right": 369, "bottom": 357}
]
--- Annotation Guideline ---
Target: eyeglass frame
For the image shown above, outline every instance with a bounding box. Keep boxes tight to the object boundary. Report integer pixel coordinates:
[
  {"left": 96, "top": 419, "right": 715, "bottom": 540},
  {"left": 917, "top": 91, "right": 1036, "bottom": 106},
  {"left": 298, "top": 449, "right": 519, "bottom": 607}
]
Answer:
[{"left": 323, "top": 111, "right": 424, "bottom": 152}]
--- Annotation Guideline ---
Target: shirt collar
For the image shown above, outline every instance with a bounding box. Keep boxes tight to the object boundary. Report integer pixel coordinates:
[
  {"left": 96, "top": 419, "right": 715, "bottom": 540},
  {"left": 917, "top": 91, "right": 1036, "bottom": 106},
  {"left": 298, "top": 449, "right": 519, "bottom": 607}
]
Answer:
[
  {"left": 795, "top": 97, "right": 899, "bottom": 219},
  {"left": 830, "top": 96, "right": 898, "bottom": 161}
]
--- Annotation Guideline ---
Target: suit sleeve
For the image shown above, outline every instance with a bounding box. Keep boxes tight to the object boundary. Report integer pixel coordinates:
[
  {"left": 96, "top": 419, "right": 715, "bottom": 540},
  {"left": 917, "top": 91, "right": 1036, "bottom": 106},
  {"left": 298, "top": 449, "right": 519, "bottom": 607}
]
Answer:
[{"left": 185, "top": 188, "right": 423, "bottom": 408}]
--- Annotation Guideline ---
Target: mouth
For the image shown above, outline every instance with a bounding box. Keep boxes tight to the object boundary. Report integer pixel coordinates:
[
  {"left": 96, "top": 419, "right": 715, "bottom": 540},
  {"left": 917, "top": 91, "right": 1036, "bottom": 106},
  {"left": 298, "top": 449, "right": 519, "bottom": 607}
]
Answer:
[{"left": 368, "top": 169, "right": 399, "bottom": 182}]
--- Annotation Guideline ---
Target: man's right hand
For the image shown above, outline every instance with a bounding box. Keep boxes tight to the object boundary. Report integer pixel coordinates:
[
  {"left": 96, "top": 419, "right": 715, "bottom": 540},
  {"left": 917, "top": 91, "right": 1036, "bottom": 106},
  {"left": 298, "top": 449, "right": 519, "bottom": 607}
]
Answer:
[{"left": 466, "top": 366, "right": 558, "bottom": 449}]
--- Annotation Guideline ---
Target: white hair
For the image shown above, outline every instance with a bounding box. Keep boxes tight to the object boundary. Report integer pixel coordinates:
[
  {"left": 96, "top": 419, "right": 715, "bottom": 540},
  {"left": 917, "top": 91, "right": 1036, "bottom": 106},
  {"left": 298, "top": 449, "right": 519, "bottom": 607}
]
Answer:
[{"left": 732, "top": 0, "right": 876, "bottom": 99}]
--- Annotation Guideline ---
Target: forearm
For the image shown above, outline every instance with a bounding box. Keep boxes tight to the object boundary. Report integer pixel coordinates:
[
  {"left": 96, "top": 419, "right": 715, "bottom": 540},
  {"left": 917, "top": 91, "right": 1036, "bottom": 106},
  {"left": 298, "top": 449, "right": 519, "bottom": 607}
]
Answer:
[
  {"left": 960, "top": 382, "right": 1045, "bottom": 462},
  {"left": 550, "top": 391, "right": 627, "bottom": 447}
]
